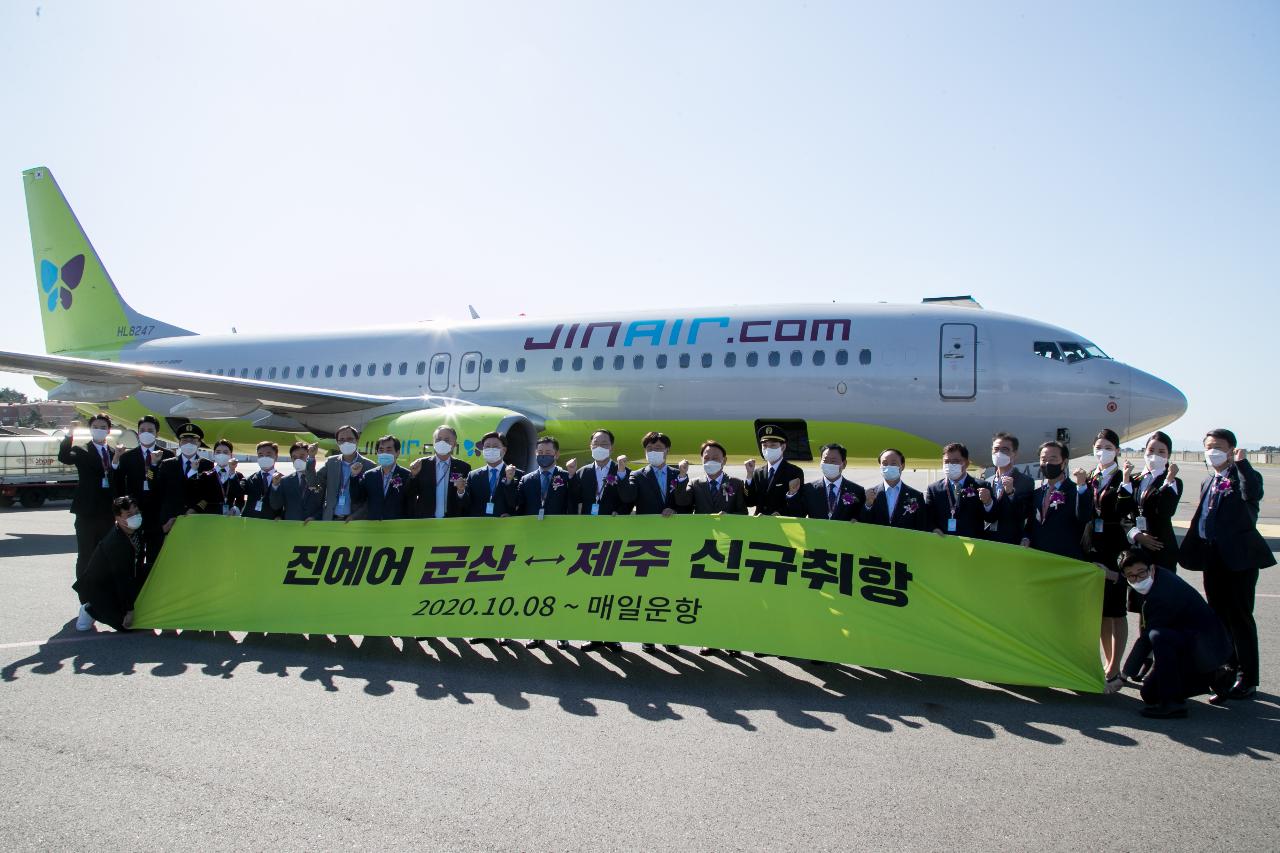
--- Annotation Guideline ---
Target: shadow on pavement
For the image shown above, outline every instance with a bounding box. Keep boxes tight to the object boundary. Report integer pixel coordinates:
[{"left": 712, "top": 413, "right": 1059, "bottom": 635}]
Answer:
[{"left": 0, "top": 532, "right": 77, "bottom": 558}]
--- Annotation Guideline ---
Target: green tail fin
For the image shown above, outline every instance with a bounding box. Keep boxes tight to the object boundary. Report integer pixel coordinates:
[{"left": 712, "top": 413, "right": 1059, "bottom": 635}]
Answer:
[{"left": 24, "top": 166, "right": 192, "bottom": 355}]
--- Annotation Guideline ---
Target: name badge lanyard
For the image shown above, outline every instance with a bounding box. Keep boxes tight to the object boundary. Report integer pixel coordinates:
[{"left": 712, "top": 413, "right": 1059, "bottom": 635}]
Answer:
[
  {"left": 946, "top": 479, "right": 960, "bottom": 532},
  {"left": 1092, "top": 470, "right": 1113, "bottom": 534}
]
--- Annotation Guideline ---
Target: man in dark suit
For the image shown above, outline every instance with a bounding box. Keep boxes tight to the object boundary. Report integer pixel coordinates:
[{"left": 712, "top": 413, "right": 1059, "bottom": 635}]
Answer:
[
  {"left": 1020, "top": 440, "right": 1092, "bottom": 560},
  {"left": 1178, "top": 429, "right": 1275, "bottom": 700},
  {"left": 242, "top": 441, "right": 284, "bottom": 520},
  {"left": 862, "top": 448, "right": 927, "bottom": 531},
  {"left": 75, "top": 496, "right": 146, "bottom": 633},
  {"left": 925, "top": 443, "right": 986, "bottom": 538},
  {"left": 208, "top": 439, "right": 247, "bottom": 516},
  {"left": 57, "top": 413, "right": 119, "bottom": 607},
  {"left": 979, "top": 432, "right": 1035, "bottom": 544},
  {"left": 315, "top": 425, "right": 376, "bottom": 521},
  {"left": 743, "top": 423, "right": 804, "bottom": 517},
  {"left": 788, "top": 442, "right": 866, "bottom": 521},
  {"left": 567, "top": 429, "right": 632, "bottom": 518},
  {"left": 407, "top": 424, "right": 470, "bottom": 520},
  {"left": 113, "top": 414, "right": 174, "bottom": 571},
  {"left": 270, "top": 440, "right": 323, "bottom": 521},
  {"left": 674, "top": 440, "right": 748, "bottom": 515},
  {"left": 156, "top": 423, "right": 218, "bottom": 534},
  {"left": 458, "top": 431, "right": 522, "bottom": 518},
  {"left": 1119, "top": 551, "right": 1234, "bottom": 718},
  {"left": 628, "top": 431, "right": 690, "bottom": 517},
  {"left": 348, "top": 434, "right": 413, "bottom": 521},
  {"left": 517, "top": 436, "right": 574, "bottom": 519}
]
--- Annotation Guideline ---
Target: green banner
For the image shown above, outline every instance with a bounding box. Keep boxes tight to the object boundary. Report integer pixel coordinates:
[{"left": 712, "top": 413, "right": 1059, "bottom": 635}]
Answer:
[{"left": 134, "top": 514, "right": 1105, "bottom": 692}]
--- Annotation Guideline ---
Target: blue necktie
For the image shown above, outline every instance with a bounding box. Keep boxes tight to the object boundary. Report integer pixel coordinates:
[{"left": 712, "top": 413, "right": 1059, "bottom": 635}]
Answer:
[
  {"left": 489, "top": 468, "right": 498, "bottom": 498},
  {"left": 541, "top": 471, "right": 550, "bottom": 498}
]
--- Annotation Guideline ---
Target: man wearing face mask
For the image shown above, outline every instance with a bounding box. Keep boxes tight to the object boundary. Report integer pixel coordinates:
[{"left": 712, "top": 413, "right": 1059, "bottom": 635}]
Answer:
[
  {"left": 315, "top": 425, "right": 375, "bottom": 522},
  {"left": 458, "top": 431, "right": 523, "bottom": 518},
  {"left": 114, "top": 414, "right": 175, "bottom": 572},
  {"left": 1021, "top": 440, "right": 1092, "bottom": 559},
  {"left": 242, "top": 441, "right": 285, "bottom": 520},
  {"left": 565, "top": 428, "right": 632, "bottom": 517},
  {"left": 925, "top": 443, "right": 986, "bottom": 538},
  {"left": 1118, "top": 550, "right": 1234, "bottom": 718},
  {"left": 207, "top": 439, "right": 247, "bottom": 516},
  {"left": 351, "top": 435, "right": 413, "bottom": 521},
  {"left": 408, "top": 425, "right": 470, "bottom": 520},
  {"left": 156, "top": 422, "right": 216, "bottom": 534},
  {"left": 628, "top": 432, "right": 690, "bottom": 517},
  {"left": 675, "top": 440, "right": 748, "bottom": 515},
  {"left": 74, "top": 497, "right": 147, "bottom": 633},
  {"left": 517, "top": 436, "right": 574, "bottom": 519},
  {"left": 1179, "top": 429, "right": 1275, "bottom": 701},
  {"left": 978, "top": 432, "right": 1035, "bottom": 545},
  {"left": 787, "top": 442, "right": 866, "bottom": 521},
  {"left": 743, "top": 424, "right": 804, "bottom": 517},
  {"left": 863, "top": 449, "right": 928, "bottom": 531},
  {"left": 270, "top": 440, "right": 323, "bottom": 521},
  {"left": 58, "top": 413, "right": 120, "bottom": 608}
]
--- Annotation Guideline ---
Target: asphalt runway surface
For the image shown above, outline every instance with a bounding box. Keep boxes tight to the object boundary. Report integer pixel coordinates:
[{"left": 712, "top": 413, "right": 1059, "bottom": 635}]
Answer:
[{"left": 2, "top": 465, "right": 1278, "bottom": 851}]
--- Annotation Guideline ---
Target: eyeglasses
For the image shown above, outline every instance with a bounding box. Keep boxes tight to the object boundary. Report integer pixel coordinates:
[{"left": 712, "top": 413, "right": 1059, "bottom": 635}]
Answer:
[{"left": 1124, "top": 566, "right": 1153, "bottom": 582}]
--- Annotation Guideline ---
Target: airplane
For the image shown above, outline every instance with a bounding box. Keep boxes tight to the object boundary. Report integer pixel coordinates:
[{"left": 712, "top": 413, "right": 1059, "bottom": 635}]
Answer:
[{"left": 0, "top": 166, "right": 1187, "bottom": 470}]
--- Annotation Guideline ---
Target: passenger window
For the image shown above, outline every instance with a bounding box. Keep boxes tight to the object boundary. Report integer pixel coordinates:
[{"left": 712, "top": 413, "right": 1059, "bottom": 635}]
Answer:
[
  {"left": 482, "top": 359, "right": 492, "bottom": 374},
  {"left": 338, "top": 364, "right": 347, "bottom": 377},
  {"left": 254, "top": 367, "right": 263, "bottom": 379},
  {"left": 593, "top": 356, "right": 604, "bottom": 370},
  {"left": 416, "top": 361, "right": 426, "bottom": 375},
  {"left": 679, "top": 353, "right": 690, "bottom": 368},
  {"left": 398, "top": 362, "right": 408, "bottom": 376},
  {"left": 746, "top": 352, "right": 758, "bottom": 367},
  {"left": 859, "top": 349, "right": 871, "bottom": 365},
  {"left": 553, "top": 357, "right": 563, "bottom": 371},
  {"left": 498, "top": 359, "right": 508, "bottom": 373},
  {"left": 242, "top": 368, "right": 251, "bottom": 378},
  {"left": 325, "top": 365, "right": 334, "bottom": 378},
  {"left": 433, "top": 360, "right": 445, "bottom": 375},
  {"left": 656, "top": 354, "right": 668, "bottom": 369},
  {"left": 515, "top": 358, "right": 526, "bottom": 372},
  {"left": 724, "top": 352, "right": 736, "bottom": 367},
  {"left": 1034, "top": 341, "right": 1063, "bottom": 361},
  {"left": 216, "top": 368, "right": 224, "bottom": 376},
  {"left": 701, "top": 353, "right": 712, "bottom": 368},
  {"left": 572, "top": 356, "right": 583, "bottom": 371},
  {"left": 464, "top": 360, "right": 476, "bottom": 375},
  {"left": 268, "top": 367, "right": 277, "bottom": 379},
  {"left": 835, "top": 349, "right": 849, "bottom": 366},
  {"left": 789, "top": 350, "right": 802, "bottom": 366},
  {"left": 633, "top": 355, "right": 644, "bottom": 369},
  {"left": 281, "top": 366, "right": 291, "bottom": 379},
  {"left": 354, "top": 363, "right": 362, "bottom": 377},
  {"left": 309, "top": 366, "right": 318, "bottom": 378},
  {"left": 812, "top": 350, "right": 825, "bottom": 366},
  {"left": 613, "top": 355, "right": 624, "bottom": 370},
  {"left": 297, "top": 365, "right": 305, "bottom": 378},
  {"left": 768, "top": 351, "right": 780, "bottom": 367},
  {"left": 382, "top": 363, "right": 392, "bottom": 376}
]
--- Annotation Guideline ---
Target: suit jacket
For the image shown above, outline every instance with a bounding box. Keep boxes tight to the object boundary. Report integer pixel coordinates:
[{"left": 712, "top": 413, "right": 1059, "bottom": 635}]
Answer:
[
  {"left": 79, "top": 526, "right": 143, "bottom": 630},
  {"left": 207, "top": 467, "right": 247, "bottom": 514},
  {"left": 744, "top": 460, "right": 806, "bottom": 516},
  {"left": 516, "top": 466, "right": 575, "bottom": 516},
  {"left": 627, "top": 465, "right": 691, "bottom": 515},
  {"left": 788, "top": 477, "right": 866, "bottom": 521},
  {"left": 925, "top": 475, "right": 987, "bottom": 538},
  {"left": 1121, "top": 471, "right": 1183, "bottom": 569},
  {"left": 407, "top": 455, "right": 471, "bottom": 519},
  {"left": 981, "top": 467, "right": 1035, "bottom": 544},
  {"left": 1024, "top": 479, "right": 1091, "bottom": 560},
  {"left": 460, "top": 465, "right": 522, "bottom": 517},
  {"left": 862, "top": 482, "right": 928, "bottom": 531},
  {"left": 674, "top": 475, "right": 748, "bottom": 514},
  {"left": 115, "top": 445, "right": 175, "bottom": 508},
  {"left": 570, "top": 461, "right": 633, "bottom": 515},
  {"left": 1079, "top": 467, "right": 1135, "bottom": 564},
  {"left": 316, "top": 453, "right": 375, "bottom": 521},
  {"left": 242, "top": 469, "right": 283, "bottom": 520},
  {"left": 1123, "top": 568, "right": 1232, "bottom": 678},
  {"left": 1179, "top": 460, "right": 1276, "bottom": 573},
  {"left": 57, "top": 436, "right": 117, "bottom": 519},
  {"left": 352, "top": 465, "right": 413, "bottom": 521},
  {"left": 157, "top": 456, "right": 218, "bottom": 524},
  {"left": 270, "top": 465, "right": 324, "bottom": 521}
]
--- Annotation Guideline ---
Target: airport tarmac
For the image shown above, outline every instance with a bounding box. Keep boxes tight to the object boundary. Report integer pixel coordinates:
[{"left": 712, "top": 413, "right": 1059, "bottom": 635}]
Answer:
[{"left": 1, "top": 463, "right": 1277, "bottom": 851}]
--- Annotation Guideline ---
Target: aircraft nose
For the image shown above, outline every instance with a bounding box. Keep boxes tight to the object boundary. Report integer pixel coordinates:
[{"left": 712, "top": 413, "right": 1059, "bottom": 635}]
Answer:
[{"left": 1127, "top": 366, "right": 1187, "bottom": 438}]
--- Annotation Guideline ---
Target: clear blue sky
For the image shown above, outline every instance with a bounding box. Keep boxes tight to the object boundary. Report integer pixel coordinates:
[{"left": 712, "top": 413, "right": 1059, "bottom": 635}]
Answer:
[{"left": 1, "top": 3, "right": 1276, "bottom": 447}]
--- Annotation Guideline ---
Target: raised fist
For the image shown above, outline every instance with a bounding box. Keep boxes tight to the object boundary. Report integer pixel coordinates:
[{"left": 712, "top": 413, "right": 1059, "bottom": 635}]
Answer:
[
  {"left": 1234, "top": 448, "right": 1246, "bottom": 463},
  {"left": 1123, "top": 460, "right": 1134, "bottom": 480},
  {"left": 350, "top": 462, "right": 364, "bottom": 477},
  {"left": 1167, "top": 462, "right": 1179, "bottom": 480},
  {"left": 505, "top": 464, "right": 517, "bottom": 482},
  {"left": 616, "top": 455, "right": 628, "bottom": 470},
  {"left": 307, "top": 443, "right": 318, "bottom": 459},
  {"left": 978, "top": 487, "right": 993, "bottom": 505},
  {"left": 1000, "top": 475, "right": 1015, "bottom": 494},
  {"left": 455, "top": 476, "right": 467, "bottom": 495},
  {"left": 410, "top": 457, "right": 423, "bottom": 476},
  {"left": 228, "top": 458, "right": 238, "bottom": 472},
  {"left": 113, "top": 444, "right": 126, "bottom": 462},
  {"left": 1072, "top": 468, "right": 1088, "bottom": 486},
  {"left": 271, "top": 472, "right": 283, "bottom": 487},
  {"left": 744, "top": 459, "right": 756, "bottom": 479},
  {"left": 787, "top": 477, "right": 802, "bottom": 495},
  {"left": 565, "top": 458, "right": 578, "bottom": 476},
  {"left": 678, "top": 459, "right": 689, "bottom": 478}
]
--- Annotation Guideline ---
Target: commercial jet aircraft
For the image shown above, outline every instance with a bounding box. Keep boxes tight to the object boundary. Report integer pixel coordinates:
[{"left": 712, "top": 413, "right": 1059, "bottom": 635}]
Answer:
[{"left": 0, "top": 167, "right": 1187, "bottom": 468}]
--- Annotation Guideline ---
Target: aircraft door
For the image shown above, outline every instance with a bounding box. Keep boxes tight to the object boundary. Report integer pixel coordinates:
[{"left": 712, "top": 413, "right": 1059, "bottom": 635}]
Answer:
[
  {"left": 428, "top": 353, "right": 450, "bottom": 393},
  {"left": 939, "top": 323, "right": 976, "bottom": 399},
  {"left": 459, "top": 351, "right": 482, "bottom": 392}
]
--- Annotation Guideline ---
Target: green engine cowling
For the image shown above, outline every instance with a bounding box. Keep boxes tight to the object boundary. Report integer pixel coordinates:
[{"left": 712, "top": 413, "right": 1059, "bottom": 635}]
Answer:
[{"left": 350, "top": 406, "right": 540, "bottom": 469}]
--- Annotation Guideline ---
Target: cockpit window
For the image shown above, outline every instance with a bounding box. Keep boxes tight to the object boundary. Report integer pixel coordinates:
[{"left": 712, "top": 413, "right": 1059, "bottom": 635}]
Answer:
[
  {"left": 1034, "top": 341, "right": 1063, "bottom": 361},
  {"left": 1036, "top": 340, "right": 1111, "bottom": 363}
]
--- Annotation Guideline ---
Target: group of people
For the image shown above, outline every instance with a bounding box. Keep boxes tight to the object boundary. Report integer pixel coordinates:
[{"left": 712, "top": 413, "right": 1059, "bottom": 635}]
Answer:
[{"left": 59, "top": 413, "right": 1272, "bottom": 718}]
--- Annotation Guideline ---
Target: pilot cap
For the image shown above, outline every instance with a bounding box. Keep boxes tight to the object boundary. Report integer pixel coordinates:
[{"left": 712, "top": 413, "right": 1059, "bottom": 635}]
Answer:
[
  {"left": 757, "top": 424, "right": 787, "bottom": 443},
  {"left": 176, "top": 422, "right": 204, "bottom": 442}
]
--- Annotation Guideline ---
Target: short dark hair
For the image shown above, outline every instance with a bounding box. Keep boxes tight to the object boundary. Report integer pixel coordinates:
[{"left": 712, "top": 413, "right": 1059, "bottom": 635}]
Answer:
[
  {"left": 214, "top": 439, "right": 233, "bottom": 453},
  {"left": 1145, "top": 431, "right": 1173, "bottom": 455},
  {"left": 880, "top": 448, "right": 905, "bottom": 467},
  {"left": 820, "top": 442, "right": 848, "bottom": 463},
  {"left": 137, "top": 415, "right": 160, "bottom": 430},
  {"left": 700, "top": 439, "right": 727, "bottom": 459},
  {"left": 536, "top": 435, "right": 560, "bottom": 450},
  {"left": 1038, "top": 440, "right": 1069, "bottom": 460},
  {"left": 289, "top": 440, "right": 310, "bottom": 456},
  {"left": 89, "top": 412, "right": 112, "bottom": 428},
  {"left": 479, "top": 431, "right": 506, "bottom": 448},
  {"left": 256, "top": 441, "right": 278, "bottom": 454},
  {"left": 943, "top": 442, "right": 969, "bottom": 460},
  {"left": 641, "top": 431, "right": 671, "bottom": 449},
  {"left": 591, "top": 428, "right": 615, "bottom": 444},
  {"left": 376, "top": 434, "right": 401, "bottom": 453},
  {"left": 1205, "top": 428, "right": 1237, "bottom": 449},
  {"left": 1095, "top": 428, "right": 1121, "bottom": 448},
  {"left": 992, "top": 432, "right": 1019, "bottom": 451},
  {"left": 112, "top": 495, "right": 137, "bottom": 516},
  {"left": 1117, "top": 549, "right": 1149, "bottom": 571},
  {"left": 335, "top": 424, "right": 359, "bottom": 441}
]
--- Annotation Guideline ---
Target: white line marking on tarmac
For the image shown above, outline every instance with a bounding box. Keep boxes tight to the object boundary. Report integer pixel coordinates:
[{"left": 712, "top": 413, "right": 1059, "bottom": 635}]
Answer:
[{"left": 0, "top": 634, "right": 118, "bottom": 651}]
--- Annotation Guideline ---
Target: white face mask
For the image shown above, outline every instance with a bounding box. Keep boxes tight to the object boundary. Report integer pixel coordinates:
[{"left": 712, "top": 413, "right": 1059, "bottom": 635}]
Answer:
[
  {"left": 882, "top": 465, "right": 901, "bottom": 481},
  {"left": 1095, "top": 448, "right": 1116, "bottom": 466},
  {"left": 943, "top": 462, "right": 965, "bottom": 480},
  {"left": 992, "top": 451, "right": 1011, "bottom": 469},
  {"left": 338, "top": 441, "right": 358, "bottom": 457},
  {"left": 820, "top": 462, "right": 842, "bottom": 481},
  {"left": 1144, "top": 453, "right": 1167, "bottom": 474},
  {"left": 292, "top": 458, "right": 307, "bottom": 472},
  {"left": 645, "top": 450, "right": 667, "bottom": 467},
  {"left": 138, "top": 431, "right": 157, "bottom": 447},
  {"left": 590, "top": 446, "right": 612, "bottom": 462},
  {"left": 213, "top": 453, "right": 231, "bottom": 466},
  {"left": 377, "top": 453, "right": 396, "bottom": 467},
  {"left": 1205, "top": 448, "right": 1229, "bottom": 468},
  {"left": 433, "top": 440, "right": 453, "bottom": 456},
  {"left": 702, "top": 460, "right": 723, "bottom": 476},
  {"left": 481, "top": 447, "right": 504, "bottom": 464},
  {"left": 761, "top": 446, "right": 783, "bottom": 464},
  {"left": 125, "top": 513, "right": 144, "bottom": 531},
  {"left": 1128, "top": 576, "right": 1154, "bottom": 595},
  {"left": 179, "top": 443, "right": 198, "bottom": 458},
  {"left": 90, "top": 427, "right": 109, "bottom": 443},
  {"left": 257, "top": 456, "right": 275, "bottom": 471}
]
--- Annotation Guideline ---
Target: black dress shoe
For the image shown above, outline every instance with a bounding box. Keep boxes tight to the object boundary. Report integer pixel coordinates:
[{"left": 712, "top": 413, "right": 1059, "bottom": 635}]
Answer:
[
  {"left": 581, "top": 641, "right": 603, "bottom": 651},
  {"left": 605, "top": 642, "right": 623, "bottom": 653},
  {"left": 699, "top": 647, "right": 718, "bottom": 656},
  {"left": 641, "top": 643, "right": 657, "bottom": 652},
  {"left": 468, "top": 637, "right": 493, "bottom": 645},
  {"left": 524, "top": 639, "right": 545, "bottom": 649},
  {"left": 1140, "top": 702, "right": 1188, "bottom": 719},
  {"left": 1227, "top": 682, "right": 1257, "bottom": 700},
  {"left": 753, "top": 652, "right": 770, "bottom": 658},
  {"left": 556, "top": 640, "right": 572, "bottom": 650},
  {"left": 726, "top": 649, "right": 741, "bottom": 657},
  {"left": 1208, "top": 691, "right": 1230, "bottom": 706},
  {"left": 663, "top": 644, "right": 681, "bottom": 652}
]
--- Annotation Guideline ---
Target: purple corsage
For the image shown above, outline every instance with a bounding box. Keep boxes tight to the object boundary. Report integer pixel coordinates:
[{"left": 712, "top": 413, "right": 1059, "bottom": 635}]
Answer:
[
  {"left": 552, "top": 475, "right": 565, "bottom": 490},
  {"left": 722, "top": 483, "right": 735, "bottom": 498},
  {"left": 902, "top": 497, "right": 919, "bottom": 515},
  {"left": 1048, "top": 490, "right": 1066, "bottom": 509},
  {"left": 841, "top": 492, "right": 857, "bottom": 506},
  {"left": 389, "top": 476, "right": 403, "bottom": 490},
  {"left": 1216, "top": 477, "right": 1234, "bottom": 498},
  {"left": 960, "top": 485, "right": 978, "bottom": 499}
]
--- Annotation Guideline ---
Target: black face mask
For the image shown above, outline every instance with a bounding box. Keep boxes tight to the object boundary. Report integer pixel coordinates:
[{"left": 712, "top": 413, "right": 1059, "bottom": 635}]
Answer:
[{"left": 1041, "top": 463, "right": 1064, "bottom": 479}]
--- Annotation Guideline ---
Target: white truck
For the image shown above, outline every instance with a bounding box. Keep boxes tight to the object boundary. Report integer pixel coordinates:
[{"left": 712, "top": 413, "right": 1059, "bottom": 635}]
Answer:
[{"left": 0, "top": 428, "right": 136, "bottom": 508}]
